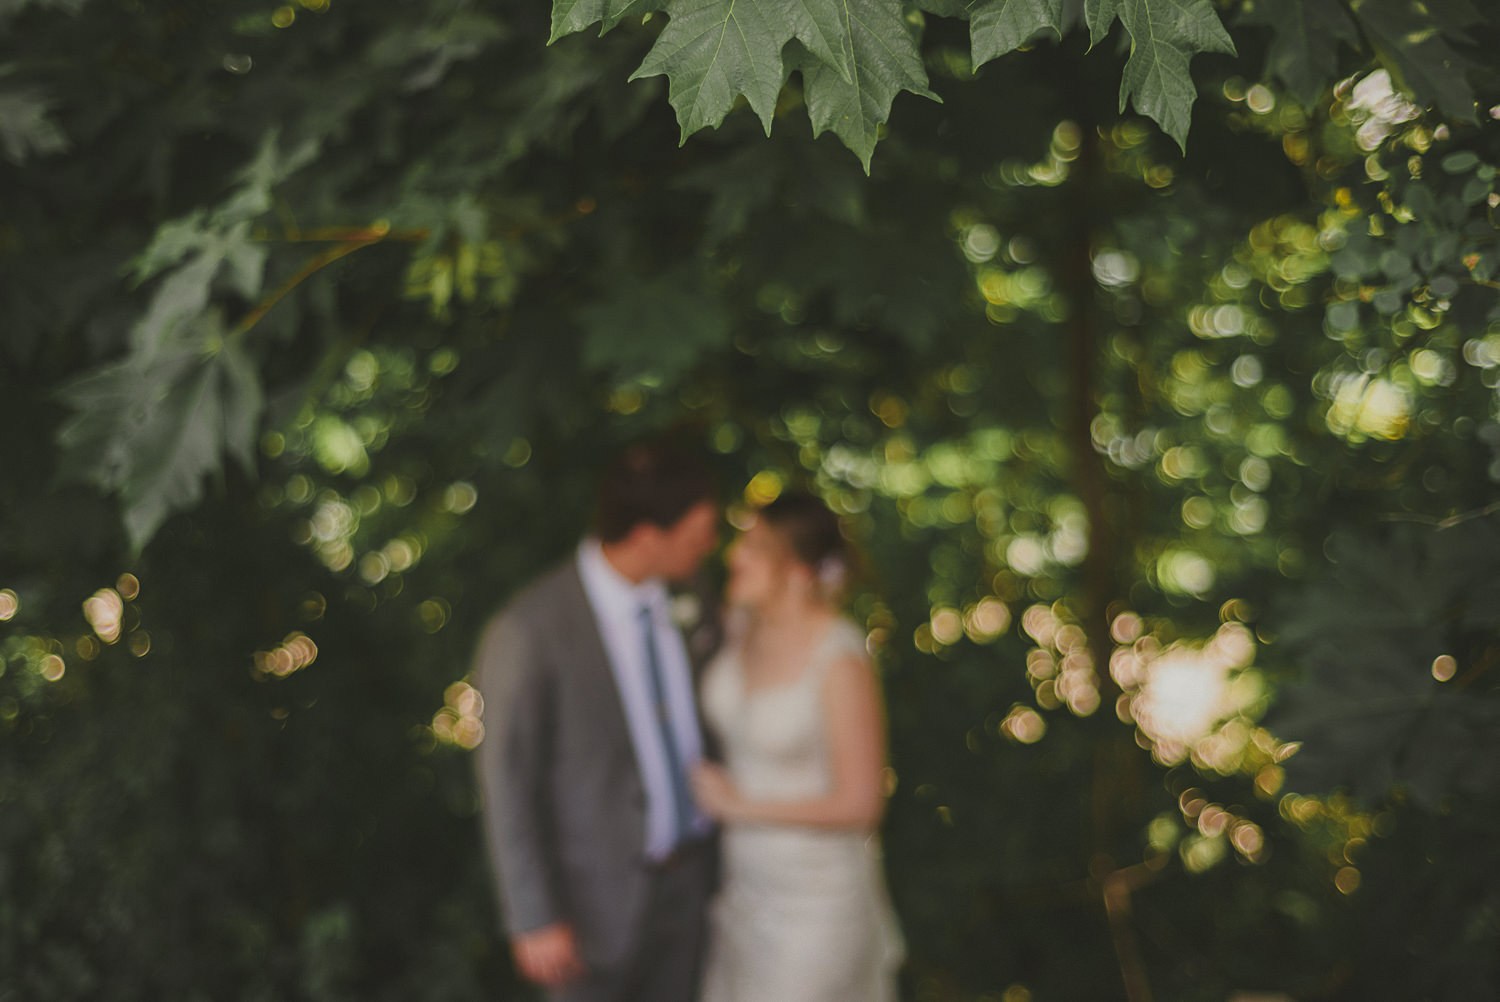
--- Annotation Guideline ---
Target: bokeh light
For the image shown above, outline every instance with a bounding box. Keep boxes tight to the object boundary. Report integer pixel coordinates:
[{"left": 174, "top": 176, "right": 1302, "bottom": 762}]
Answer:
[
  {"left": 83, "top": 588, "right": 124, "bottom": 644},
  {"left": 253, "top": 632, "right": 319, "bottom": 679},
  {"left": 1125, "top": 620, "right": 1261, "bottom": 769},
  {"left": 433, "top": 680, "right": 484, "bottom": 749}
]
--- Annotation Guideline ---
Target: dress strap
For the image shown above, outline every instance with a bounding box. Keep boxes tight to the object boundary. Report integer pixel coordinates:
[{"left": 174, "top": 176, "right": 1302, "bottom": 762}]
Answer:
[{"left": 809, "top": 618, "right": 866, "bottom": 680}]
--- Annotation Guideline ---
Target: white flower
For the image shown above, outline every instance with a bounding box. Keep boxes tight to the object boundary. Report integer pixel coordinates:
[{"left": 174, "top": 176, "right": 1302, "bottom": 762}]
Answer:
[
  {"left": 671, "top": 593, "right": 703, "bottom": 629},
  {"left": 816, "top": 555, "right": 847, "bottom": 595}
]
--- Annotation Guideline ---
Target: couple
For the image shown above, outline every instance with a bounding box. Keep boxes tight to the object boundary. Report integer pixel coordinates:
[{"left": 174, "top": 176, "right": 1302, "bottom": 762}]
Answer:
[{"left": 473, "top": 441, "right": 903, "bottom": 1002}]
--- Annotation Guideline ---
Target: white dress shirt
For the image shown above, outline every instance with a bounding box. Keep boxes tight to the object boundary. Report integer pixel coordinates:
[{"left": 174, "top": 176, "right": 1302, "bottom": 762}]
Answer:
[{"left": 576, "top": 539, "right": 710, "bottom": 860}]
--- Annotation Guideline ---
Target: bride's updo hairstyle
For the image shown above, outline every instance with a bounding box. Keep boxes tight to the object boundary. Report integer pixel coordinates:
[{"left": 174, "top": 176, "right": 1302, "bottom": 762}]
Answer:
[{"left": 758, "top": 492, "right": 852, "bottom": 600}]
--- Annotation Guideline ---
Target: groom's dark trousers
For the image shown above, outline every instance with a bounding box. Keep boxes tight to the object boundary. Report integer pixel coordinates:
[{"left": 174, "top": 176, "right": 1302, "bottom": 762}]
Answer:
[{"left": 555, "top": 842, "right": 714, "bottom": 1002}]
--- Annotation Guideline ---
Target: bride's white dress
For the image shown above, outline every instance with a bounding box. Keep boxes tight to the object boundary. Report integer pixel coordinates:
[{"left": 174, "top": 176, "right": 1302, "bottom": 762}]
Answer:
[{"left": 698, "top": 617, "right": 904, "bottom": 1002}]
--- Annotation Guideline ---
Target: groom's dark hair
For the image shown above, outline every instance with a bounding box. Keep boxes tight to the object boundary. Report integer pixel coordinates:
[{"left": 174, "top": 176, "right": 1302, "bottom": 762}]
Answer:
[{"left": 596, "top": 439, "right": 717, "bottom": 543}]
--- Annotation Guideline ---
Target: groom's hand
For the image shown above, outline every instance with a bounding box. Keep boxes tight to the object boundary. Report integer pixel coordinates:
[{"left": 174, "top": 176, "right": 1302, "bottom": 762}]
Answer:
[
  {"left": 512, "top": 921, "right": 585, "bottom": 988},
  {"left": 691, "top": 761, "right": 739, "bottom": 820}
]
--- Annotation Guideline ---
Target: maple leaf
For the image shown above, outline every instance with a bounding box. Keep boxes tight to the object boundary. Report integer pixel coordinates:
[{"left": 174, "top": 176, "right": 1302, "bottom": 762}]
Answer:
[
  {"left": 1085, "top": 0, "right": 1119, "bottom": 46},
  {"left": 56, "top": 314, "right": 264, "bottom": 553},
  {"left": 629, "top": 0, "right": 934, "bottom": 166},
  {"left": 779, "top": 0, "right": 857, "bottom": 78},
  {"left": 966, "top": 0, "right": 1065, "bottom": 67},
  {"left": 1091, "top": 0, "right": 1236, "bottom": 151},
  {"left": 126, "top": 223, "right": 267, "bottom": 356},
  {"left": 795, "top": 0, "right": 940, "bottom": 172},
  {"left": 630, "top": 0, "right": 789, "bottom": 138},
  {"left": 549, "top": 0, "right": 661, "bottom": 41}
]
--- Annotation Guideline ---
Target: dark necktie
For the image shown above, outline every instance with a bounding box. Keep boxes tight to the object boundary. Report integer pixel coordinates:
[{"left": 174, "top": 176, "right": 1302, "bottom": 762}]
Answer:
[{"left": 639, "top": 603, "right": 695, "bottom": 848}]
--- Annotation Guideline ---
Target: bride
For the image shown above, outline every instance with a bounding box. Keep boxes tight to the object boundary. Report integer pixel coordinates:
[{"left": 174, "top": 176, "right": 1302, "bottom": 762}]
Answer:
[{"left": 692, "top": 491, "right": 904, "bottom": 1002}]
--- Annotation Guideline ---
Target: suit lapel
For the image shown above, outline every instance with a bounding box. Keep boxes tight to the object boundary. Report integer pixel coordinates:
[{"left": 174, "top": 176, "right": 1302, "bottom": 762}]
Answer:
[
  {"left": 553, "top": 560, "right": 640, "bottom": 770},
  {"left": 554, "top": 556, "right": 724, "bottom": 770}
]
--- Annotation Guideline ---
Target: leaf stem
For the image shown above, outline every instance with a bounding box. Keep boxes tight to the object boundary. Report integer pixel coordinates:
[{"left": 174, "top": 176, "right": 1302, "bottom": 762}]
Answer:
[
  {"left": 1376, "top": 500, "right": 1500, "bottom": 528},
  {"left": 229, "top": 229, "right": 423, "bottom": 337},
  {"left": 253, "top": 226, "right": 430, "bottom": 244}
]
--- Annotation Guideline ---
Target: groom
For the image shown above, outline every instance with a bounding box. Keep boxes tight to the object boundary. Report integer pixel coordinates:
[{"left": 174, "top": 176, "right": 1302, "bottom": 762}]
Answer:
[{"left": 474, "top": 441, "right": 722, "bottom": 1002}]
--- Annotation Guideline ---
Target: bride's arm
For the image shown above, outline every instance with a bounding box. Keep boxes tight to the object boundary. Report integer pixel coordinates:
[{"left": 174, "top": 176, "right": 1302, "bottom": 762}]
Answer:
[{"left": 692, "top": 654, "right": 888, "bottom": 830}]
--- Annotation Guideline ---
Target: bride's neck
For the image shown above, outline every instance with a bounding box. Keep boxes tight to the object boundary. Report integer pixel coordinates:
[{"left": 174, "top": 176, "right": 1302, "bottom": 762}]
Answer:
[{"left": 749, "top": 593, "right": 832, "bottom": 637}]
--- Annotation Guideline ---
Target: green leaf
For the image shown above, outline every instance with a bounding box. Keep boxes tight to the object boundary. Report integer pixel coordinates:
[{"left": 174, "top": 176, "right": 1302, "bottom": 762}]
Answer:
[
  {"left": 219, "top": 223, "right": 268, "bottom": 302},
  {"left": 128, "top": 135, "right": 294, "bottom": 357},
  {"left": 779, "top": 0, "right": 857, "bottom": 80},
  {"left": 1237, "top": 0, "right": 1359, "bottom": 107},
  {"left": 576, "top": 267, "right": 732, "bottom": 380},
  {"left": 0, "top": 87, "right": 68, "bottom": 163},
  {"left": 56, "top": 315, "right": 263, "bottom": 553},
  {"left": 629, "top": 0, "right": 789, "bottom": 138},
  {"left": 131, "top": 211, "right": 210, "bottom": 285},
  {"left": 1270, "top": 519, "right": 1500, "bottom": 807},
  {"left": 1352, "top": 0, "right": 1480, "bottom": 122},
  {"left": 629, "top": 0, "right": 933, "bottom": 163},
  {"left": 126, "top": 230, "right": 263, "bottom": 355},
  {"left": 966, "top": 0, "right": 1065, "bottom": 68},
  {"left": 1461, "top": 174, "right": 1492, "bottom": 205},
  {"left": 1429, "top": 273, "right": 1460, "bottom": 298},
  {"left": 130, "top": 250, "right": 223, "bottom": 356},
  {"left": 1085, "top": 0, "right": 1121, "bottom": 47},
  {"left": 217, "top": 130, "right": 320, "bottom": 225},
  {"left": 1110, "top": 0, "right": 1235, "bottom": 151},
  {"left": 913, "top": 0, "right": 968, "bottom": 16},
  {"left": 365, "top": 11, "right": 511, "bottom": 90},
  {"left": 1441, "top": 150, "right": 1481, "bottom": 173},
  {"left": 129, "top": 219, "right": 271, "bottom": 354},
  {"left": 1404, "top": 181, "right": 1439, "bottom": 224},
  {"left": 563, "top": 0, "right": 854, "bottom": 77},
  {"left": 795, "top": 0, "right": 940, "bottom": 172},
  {"left": 117, "top": 356, "right": 225, "bottom": 550},
  {"left": 549, "top": 0, "right": 659, "bottom": 41}
]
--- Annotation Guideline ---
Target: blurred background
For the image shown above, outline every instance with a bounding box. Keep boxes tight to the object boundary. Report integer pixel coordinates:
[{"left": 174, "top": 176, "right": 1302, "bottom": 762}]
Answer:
[{"left": 2, "top": 0, "right": 1498, "bottom": 999}]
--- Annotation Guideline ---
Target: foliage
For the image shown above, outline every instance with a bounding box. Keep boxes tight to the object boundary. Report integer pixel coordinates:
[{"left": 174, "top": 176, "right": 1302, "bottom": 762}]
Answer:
[
  {"left": 1273, "top": 514, "right": 1500, "bottom": 810},
  {"left": 2, "top": 0, "right": 1500, "bottom": 999},
  {"left": 1268, "top": 512, "right": 1500, "bottom": 996},
  {"left": 552, "top": 0, "right": 1500, "bottom": 166}
]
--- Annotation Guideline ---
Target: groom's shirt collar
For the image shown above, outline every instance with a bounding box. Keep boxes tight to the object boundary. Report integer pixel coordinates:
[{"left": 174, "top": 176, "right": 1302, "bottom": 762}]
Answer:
[{"left": 577, "top": 537, "right": 668, "bottom": 619}]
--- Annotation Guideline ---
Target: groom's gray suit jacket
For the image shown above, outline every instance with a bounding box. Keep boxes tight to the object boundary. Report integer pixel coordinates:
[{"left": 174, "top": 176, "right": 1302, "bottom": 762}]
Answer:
[{"left": 474, "top": 556, "right": 719, "bottom": 969}]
